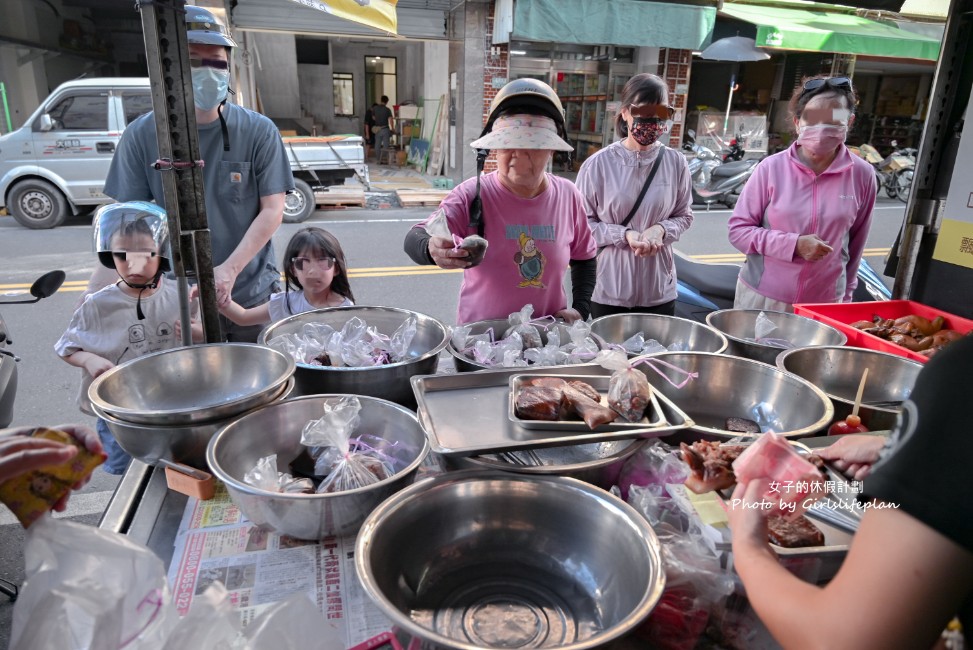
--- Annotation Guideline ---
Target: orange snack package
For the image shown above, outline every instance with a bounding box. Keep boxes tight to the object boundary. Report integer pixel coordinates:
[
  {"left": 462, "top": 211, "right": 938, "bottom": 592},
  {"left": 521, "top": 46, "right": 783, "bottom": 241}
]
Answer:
[{"left": 0, "top": 427, "right": 106, "bottom": 528}]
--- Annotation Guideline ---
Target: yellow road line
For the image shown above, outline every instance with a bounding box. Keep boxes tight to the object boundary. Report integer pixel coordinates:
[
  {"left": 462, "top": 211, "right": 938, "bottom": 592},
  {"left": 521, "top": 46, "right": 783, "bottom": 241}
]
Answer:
[{"left": 0, "top": 248, "right": 892, "bottom": 292}]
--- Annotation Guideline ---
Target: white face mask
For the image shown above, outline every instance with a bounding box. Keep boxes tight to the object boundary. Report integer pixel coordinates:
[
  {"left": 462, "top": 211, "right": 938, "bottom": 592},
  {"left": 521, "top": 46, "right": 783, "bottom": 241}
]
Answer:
[{"left": 191, "top": 66, "right": 229, "bottom": 111}]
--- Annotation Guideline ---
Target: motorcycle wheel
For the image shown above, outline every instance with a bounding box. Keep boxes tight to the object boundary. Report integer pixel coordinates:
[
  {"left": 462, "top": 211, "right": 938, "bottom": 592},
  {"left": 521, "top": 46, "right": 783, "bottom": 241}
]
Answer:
[
  {"left": 884, "top": 176, "right": 898, "bottom": 200},
  {"left": 894, "top": 169, "right": 913, "bottom": 203}
]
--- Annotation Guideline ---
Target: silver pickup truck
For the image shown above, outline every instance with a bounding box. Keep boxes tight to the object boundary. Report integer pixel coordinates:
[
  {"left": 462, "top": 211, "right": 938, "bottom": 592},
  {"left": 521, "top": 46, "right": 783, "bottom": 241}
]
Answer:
[{"left": 0, "top": 77, "right": 367, "bottom": 229}]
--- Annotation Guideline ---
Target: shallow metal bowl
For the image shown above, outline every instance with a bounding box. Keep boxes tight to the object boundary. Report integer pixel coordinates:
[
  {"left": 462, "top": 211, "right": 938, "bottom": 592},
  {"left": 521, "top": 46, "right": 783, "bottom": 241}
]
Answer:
[
  {"left": 356, "top": 471, "right": 666, "bottom": 650},
  {"left": 259, "top": 306, "right": 448, "bottom": 407},
  {"left": 636, "top": 351, "right": 833, "bottom": 441},
  {"left": 706, "top": 309, "right": 847, "bottom": 365},
  {"left": 447, "top": 318, "right": 606, "bottom": 372},
  {"left": 446, "top": 439, "right": 648, "bottom": 489},
  {"left": 590, "top": 313, "right": 728, "bottom": 355},
  {"left": 89, "top": 343, "right": 295, "bottom": 426},
  {"left": 93, "top": 378, "right": 294, "bottom": 469},
  {"left": 206, "top": 394, "right": 429, "bottom": 540},
  {"left": 777, "top": 346, "right": 922, "bottom": 431}
]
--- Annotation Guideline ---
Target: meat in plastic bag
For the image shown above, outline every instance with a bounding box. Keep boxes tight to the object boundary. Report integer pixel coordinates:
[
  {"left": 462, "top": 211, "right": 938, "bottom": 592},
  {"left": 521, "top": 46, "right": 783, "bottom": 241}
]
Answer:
[
  {"left": 300, "top": 397, "right": 397, "bottom": 493},
  {"left": 503, "top": 304, "right": 544, "bottom": 349},
  {"left": 595, "top": 349, "right": 653, "bottom": 422},
  {"left": 562, "top": 320, "right": 600, "bottom": 363},
  {"left": 425, "top": 208, "right": 489, "bottom": 267},
  {"left": 524, "top": 328, "right": 568, "bottom": 366}
]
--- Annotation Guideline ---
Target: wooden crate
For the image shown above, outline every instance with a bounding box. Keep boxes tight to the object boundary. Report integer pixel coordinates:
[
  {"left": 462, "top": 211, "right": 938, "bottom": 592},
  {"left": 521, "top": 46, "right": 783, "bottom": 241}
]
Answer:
[
  {"left": 395, "top": 189, "right": 449, "bottom": 207},
  {"left": 313, "top": 187, "right": 366, "bottom": 208}
]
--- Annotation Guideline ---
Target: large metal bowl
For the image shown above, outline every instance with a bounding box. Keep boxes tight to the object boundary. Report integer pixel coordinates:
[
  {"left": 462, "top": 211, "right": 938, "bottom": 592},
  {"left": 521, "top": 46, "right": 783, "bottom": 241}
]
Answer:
[
  {"left": 206, "top": 394, "right": 429, "bottom": 540},
  {"left": 89, "top": 343, "right": 295, "bottom": 426},
  {"left": 590, "top": 313, "right": 728, "bottom": 355},
  {"left": 356, "top": 471, "right": 666, "bottom": 650},
  {"left": 706, "top": 309, "right": 848, "bottom": 365},
  {"left": 92, "top": 378, "right": 294, "bottom": 469},
  {"left": 777, "top": 345, "right": 922, "bottom": 431},
  {"left": 447, "top": 318, "right": 606, "bottom": 372},
  {"left": 637, "top": 351, "right": 833, "bottom": 441},
  {"left": 259, "top": 306, "right": 448, "bottom": 407},
  {"left": 446, "top": 439, "right": 648, "bottom": 489}
]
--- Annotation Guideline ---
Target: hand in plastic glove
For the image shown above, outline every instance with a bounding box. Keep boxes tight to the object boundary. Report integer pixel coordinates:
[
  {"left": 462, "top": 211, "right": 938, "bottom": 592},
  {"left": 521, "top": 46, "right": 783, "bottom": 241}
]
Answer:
[
  {"left": 554, "top": 308, "right": 583, "bottom": 323},
  {"left": 0, "top": 425, "right": 103, "bottom": 511},
  {"left": 213, "top": 263, "right": 237, "bottom": 307},
  {"left": 796, "top": 234, "right": 834, "bottom": 262},
  {"left": 428, "top": 235, "right": 471, "bottom": 269},
  {"left": 624, "top": 230, "right": 653, "bottom": 257},
  {"left": 726, "top": 476, "right": 775, "bottom": 554},
  {"left": 816, "top": 434, "right": 887, "bottom": 481},
  {"left": 637, "top": 224, "right": 666, "bottom": 256}
]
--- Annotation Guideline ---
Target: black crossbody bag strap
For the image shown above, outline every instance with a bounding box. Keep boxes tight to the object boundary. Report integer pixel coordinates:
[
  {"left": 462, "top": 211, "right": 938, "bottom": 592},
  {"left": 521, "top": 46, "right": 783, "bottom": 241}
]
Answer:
[{"left": 595, "top": 151, "right": 664, "bottom": 254}]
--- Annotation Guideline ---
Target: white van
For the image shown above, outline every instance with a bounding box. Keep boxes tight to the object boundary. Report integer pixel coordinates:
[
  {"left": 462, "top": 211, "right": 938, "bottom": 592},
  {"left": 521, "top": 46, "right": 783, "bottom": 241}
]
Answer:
[{"left": 0, "top": 78, "right": 152, "bottom": 229}]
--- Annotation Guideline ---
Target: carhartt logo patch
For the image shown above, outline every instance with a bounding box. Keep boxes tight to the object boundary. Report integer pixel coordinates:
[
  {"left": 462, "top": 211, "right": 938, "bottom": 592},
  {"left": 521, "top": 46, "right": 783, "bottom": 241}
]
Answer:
[{"left": 230, "top": 172, "right": 242, "bottom": 183}]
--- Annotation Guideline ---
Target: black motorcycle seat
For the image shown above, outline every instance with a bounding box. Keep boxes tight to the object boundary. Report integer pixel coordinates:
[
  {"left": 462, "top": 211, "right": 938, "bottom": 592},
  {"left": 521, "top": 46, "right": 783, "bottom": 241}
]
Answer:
[
  {"left": 673, "top": 251, "right": 740, "bottom": 300},
  {"left": 711, "top": 159, "right": 758, "bottom": 178}
]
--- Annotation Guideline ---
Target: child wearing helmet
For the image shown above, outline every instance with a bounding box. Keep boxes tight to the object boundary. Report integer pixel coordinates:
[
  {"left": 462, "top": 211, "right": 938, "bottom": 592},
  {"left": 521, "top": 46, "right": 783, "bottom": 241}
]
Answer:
[{"left": 54, "top": 202, "right": 199, "bottom": 474}]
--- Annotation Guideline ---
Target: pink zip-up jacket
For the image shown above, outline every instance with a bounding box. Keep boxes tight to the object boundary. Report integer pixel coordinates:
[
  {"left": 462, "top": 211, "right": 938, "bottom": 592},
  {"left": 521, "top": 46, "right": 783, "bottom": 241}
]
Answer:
[{"left": 728, "top": 143, "right": 876, "bottom": 305}]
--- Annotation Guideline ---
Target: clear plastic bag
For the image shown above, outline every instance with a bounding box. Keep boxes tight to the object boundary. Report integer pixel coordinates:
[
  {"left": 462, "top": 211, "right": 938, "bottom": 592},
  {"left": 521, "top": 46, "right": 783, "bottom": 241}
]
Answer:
[
  {"left": 244, "top": 454, "right": 315, "bottom": 494},
  {"left": 388, "top": 316, "right": 418, "bottom": 362},
  {"left": 752, "top": 311, "right": 794, "bottom": 348},
  {"left": 524, "top": 328, "right": 568, "bottom": 366},
  {"left": 300, "top": 397, "right": 397, "bottom": 493},
  {"left": 503, "top": 304, "right": 543, "bottom": 349},
  {"left": 562, "top": 320, "right": 600, "bottom": 363},
  {"left": 595, "top": 349, "right": 652, "bottom": 422}
]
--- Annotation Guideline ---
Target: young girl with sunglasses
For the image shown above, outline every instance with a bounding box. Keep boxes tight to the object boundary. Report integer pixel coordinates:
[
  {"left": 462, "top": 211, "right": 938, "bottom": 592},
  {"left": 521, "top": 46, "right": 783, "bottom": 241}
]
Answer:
[
  {"left": 219, "top": 227, "right": 355, "bottom": 326},
  {"left": 727, "top": 74, "right": 876, "bottom": 311},
  {"left": 575, "top": 73, "right": 694, "bottom": 318}
]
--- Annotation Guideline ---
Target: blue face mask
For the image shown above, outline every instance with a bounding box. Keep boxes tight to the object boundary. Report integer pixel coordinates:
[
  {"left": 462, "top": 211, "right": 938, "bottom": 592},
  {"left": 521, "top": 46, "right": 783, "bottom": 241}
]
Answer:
[{"left": 191, "top": 66, "right": 229, "bottom": 111}]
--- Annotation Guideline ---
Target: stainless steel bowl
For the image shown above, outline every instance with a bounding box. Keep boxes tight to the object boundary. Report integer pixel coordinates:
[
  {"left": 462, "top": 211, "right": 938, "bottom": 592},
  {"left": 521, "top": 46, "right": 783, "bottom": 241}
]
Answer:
[
  {"left": 590, "top": 313, "right": 728, "bottom": 355},
  {"left": 356, "top": 471, "right": 666, "bottom": 650},
  {"left": 206, "top": 394, "right": 429, "bottom": 540},
  {"left": 706, "top": 309, "right": 848, "bottom": 365},
  {"left": 89, "top": 343, "right": 295, "bottom": 426},
  {"left": 447, "top": 318, "right": 606, "bottom": 372},
  {"left": 259, "top": 306, "right": 448, "bottom": 407},
  {"left": 93, "top": 378, "right": 294, "bottom": 468},
  {"left": 777, "top": 345, "right": 922, "bottom": 431},
  {"left": 446, "top": 439, "right": 648, "bottom": 489},
  {"left": 637, "top": 351, "right": 833, "bottom": 441}
]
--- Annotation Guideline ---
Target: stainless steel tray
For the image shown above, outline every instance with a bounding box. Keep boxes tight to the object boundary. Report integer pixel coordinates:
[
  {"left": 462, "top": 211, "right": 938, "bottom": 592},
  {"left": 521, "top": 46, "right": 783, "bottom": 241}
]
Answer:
[
  {"left": 411, "top": 365, "right": 694, "bottom": 457},
  {"left": 508, "top": 374, "right": 667, "bottom": 431}
]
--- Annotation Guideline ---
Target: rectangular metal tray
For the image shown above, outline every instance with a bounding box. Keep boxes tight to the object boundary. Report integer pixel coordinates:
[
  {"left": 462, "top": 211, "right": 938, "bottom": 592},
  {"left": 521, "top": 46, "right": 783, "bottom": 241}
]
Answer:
[
  {"left": 508, "top": 374, "right": 667, "bottom": 431},
  {"left": 411, "top": 365, "right": 694, "bottom": 457}
]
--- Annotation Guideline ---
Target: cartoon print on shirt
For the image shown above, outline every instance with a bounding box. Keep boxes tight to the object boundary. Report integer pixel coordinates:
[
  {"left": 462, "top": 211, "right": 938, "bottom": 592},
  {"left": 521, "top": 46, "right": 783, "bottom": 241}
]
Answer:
[
  {"left": 512, "top": 232, "right": 547, "bottom": 288},
  {"left": 129, "top": 324, "right": 146, "bottom": 344},
  {"left": 157, "top": 322, "right": 172, "bottom": 337}
]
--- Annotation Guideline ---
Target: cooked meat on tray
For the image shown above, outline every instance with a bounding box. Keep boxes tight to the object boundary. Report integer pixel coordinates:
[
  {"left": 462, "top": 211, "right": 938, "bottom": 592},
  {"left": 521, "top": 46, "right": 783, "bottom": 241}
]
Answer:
[
  {"left": 514, "top": 377, "right": 619, "bottom": 430},
  {"left": 560, "top": 384, "right": 618, "bottom": 429},
  {"left": 680, "top": 440, "right": 746, "bottom": 494},
  {"left": 514, "top": 386, "right": 563, "bottom": 421},
  {"left": 767, "top": 514, "right": 825, "bottom": 548},
  {"left": 725, "top": 417, "right": 761, "bottom": 434}
]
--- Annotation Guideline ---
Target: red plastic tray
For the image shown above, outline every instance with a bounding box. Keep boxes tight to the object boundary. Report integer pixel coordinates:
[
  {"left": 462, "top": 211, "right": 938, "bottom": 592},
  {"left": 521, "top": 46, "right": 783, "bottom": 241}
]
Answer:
[{"left": 793, "top": 300, "right": 973, "bottom": 363}]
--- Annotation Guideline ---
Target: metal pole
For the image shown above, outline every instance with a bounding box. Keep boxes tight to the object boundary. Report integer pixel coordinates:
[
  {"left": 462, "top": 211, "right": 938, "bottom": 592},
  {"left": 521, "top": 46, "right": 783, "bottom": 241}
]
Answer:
[
  {"left": 723, "top": 73, "right": 736, "bottom": 138},
  {"left": 0, "top": 82, "right": 12, "bottom": 134},
  {"left": 136, "top": 0, "right": 222, "bottom": 343}
]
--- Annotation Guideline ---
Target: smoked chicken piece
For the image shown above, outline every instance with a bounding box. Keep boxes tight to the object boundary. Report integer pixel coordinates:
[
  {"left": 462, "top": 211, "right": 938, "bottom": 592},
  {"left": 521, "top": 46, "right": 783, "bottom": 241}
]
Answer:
[
  {"left": 567, "top": 380, "right": 602, "bottom": 403},
  {"left": 680, "top": 441, "right": 745, "bottom": 494},
  {"left": 526, "top": 377, "right": 568, "bottom": 389},
  {"left": 725, "top": 417, "right": 761, "bottom": 434},
  {"left": 459, "top": 235, "right": 489, "bottom": 268},
  {"left": 894, "top": 314, "right": 944, "bottom": 337},
  {"left": 515, "top": 386, "right": 562, "bottom": 421},
  {"left": 767, "top": 514, "right": 825, "bottom": 548},
  {"left": 560, "top": 384, "right": 618, "bottom": 429}
]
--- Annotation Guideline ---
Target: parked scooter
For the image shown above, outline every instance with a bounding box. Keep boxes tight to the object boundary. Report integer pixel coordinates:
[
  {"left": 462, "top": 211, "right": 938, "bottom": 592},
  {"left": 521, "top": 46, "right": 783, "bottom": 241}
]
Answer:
[
  {"left": 683, "top": 130, "right": 759, "bottom": 210},
  {"left": 722, "top": 135, "right": 746, "bottom": 162},
  {"left": 673, "top": 250, "right": 891, "bottom": 323},
  {"left": 0, "top": 270, "right": 65, "bottom": 427}
]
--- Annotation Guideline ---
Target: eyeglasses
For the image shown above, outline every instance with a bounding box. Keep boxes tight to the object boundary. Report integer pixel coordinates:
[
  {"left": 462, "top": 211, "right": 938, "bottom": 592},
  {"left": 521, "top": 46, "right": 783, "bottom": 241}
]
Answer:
[
  {"left": 629, "top": 104, "right": 675, "bottom": 121},
  {"left": 801, "top": 77, "right": 852, "bottom": 94},
  {"left": 291, "top": 256, "right": 335, "bottom": 272},
  {"left": 189, "top": 57, "right": 229, "bottom": 71}
]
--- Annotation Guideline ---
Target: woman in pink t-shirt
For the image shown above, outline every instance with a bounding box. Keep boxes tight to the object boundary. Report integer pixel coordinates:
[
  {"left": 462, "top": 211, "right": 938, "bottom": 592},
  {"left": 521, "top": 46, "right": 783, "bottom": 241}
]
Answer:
[{"left": 403, "top": 79, "right": 597, "bottom": 324}]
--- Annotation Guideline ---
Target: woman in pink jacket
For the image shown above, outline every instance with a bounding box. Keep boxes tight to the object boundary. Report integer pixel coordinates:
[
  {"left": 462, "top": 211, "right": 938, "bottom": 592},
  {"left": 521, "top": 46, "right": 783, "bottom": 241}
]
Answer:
[{"left": 728, "top": 75, "right": 876, "bottom": 311}]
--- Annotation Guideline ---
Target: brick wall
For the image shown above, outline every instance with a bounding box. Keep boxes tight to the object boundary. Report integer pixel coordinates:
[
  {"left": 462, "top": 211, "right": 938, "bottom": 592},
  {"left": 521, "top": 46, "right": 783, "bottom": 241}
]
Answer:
[{"left": 480, "top": 10, "right": 508, "bottom": 173}]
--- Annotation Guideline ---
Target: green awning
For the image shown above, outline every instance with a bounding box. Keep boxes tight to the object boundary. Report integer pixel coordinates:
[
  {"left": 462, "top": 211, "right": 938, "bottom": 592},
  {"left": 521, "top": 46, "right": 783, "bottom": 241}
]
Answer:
[
  {"left": 513, "top": 0, "right": 715, "bottom": 51},
  {"left": 720, "top": 4, "right": 941, "bottom": 61}
]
